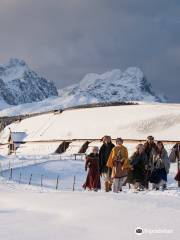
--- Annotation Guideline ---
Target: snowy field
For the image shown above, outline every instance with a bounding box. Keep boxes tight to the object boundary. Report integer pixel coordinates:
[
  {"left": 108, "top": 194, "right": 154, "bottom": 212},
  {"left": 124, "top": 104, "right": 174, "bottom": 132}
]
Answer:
[
  {"left": 0, "top": 102, "right": 180, "bottom": 239},
  {"left": 0, "top": 158, "right": 180, "bottom": 240},
  {"left": 1, "top": 159, "right": 86, "bottom": 191}
]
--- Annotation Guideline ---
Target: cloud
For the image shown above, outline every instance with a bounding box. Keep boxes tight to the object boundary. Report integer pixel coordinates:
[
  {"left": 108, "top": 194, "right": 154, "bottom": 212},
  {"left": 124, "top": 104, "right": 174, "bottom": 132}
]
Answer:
[{"left": 0, "top": 0, "right": 180, "bottom": 102}]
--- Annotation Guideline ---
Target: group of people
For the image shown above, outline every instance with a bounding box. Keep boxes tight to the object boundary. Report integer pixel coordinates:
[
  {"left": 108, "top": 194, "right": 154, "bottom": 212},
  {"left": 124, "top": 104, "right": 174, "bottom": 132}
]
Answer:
[{"left": 83, "top": 136, "right": 180, "bottom": 193}]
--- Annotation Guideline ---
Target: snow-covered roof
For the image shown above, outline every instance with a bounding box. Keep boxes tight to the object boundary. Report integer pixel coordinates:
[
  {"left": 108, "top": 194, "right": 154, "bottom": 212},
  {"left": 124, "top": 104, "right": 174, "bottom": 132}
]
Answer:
[
  {"left": 0, "top": 131, "right": 27, "bottom": 145},
  {"left": 10, "top": 132, "right": 27, "bottom": 142}
]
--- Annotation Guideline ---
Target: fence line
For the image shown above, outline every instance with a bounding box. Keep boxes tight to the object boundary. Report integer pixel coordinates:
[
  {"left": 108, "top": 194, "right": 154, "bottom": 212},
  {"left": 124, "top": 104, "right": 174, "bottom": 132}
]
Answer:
[
  {"left": 1, "top": 161, "right": 180, "bottom": 190},
  {"left": 0, "top": 144, "right": 179, "bottom": 190},
  {"left": 2, "top": 166, "right": 80, "bottom": 191},
  {"left": 0, "top": 155, "right": 84, "bottom": 191},
  {"left": 0, "top": 154, "right": 85, "bottom": 174}
]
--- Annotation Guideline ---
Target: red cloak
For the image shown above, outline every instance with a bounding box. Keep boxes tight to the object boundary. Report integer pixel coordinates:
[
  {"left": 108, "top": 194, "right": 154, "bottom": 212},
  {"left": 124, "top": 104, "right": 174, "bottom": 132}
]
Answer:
[{"left": 83, "top": 153, "right": 101, "bottom": 190}]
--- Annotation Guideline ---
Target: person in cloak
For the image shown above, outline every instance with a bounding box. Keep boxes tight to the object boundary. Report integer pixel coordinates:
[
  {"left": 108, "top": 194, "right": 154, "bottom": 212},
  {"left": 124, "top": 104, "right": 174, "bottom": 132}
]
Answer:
[
  {"left": 128, "top": 144, "right": 148, "bottom": 191},
  {"left": 149, "top": 141, "right": 170, "bottom": 190},
  {"left": 83, "top": 146, "right": 101, "bottom": 191},
  {"left": 107, "top": 138, "right": 130, "bottom": 193},
  {"left": 99, "top": 136, "right": 115, "bottom": 192},
  {"left": 170, "top": 143, "right": 180, "bottom": 186},
  {"left": 143, "top": 135, "right": 157, "bottom": 189}
]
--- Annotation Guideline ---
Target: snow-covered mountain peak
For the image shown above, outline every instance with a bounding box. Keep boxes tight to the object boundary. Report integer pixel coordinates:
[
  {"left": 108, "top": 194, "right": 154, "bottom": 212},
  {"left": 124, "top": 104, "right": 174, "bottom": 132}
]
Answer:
[
  {"left": 6, "top": 58, "right": 27, "bottom": 68},
  {"left": 0, "top": 58, "right": 58, "bottom": 105},
  {"left": 124, "top": 67, "right": 143, "bottom": 77},
  {"left": 80, "top": 69, "right": 123, "bottom": 89},
  {"left": 0, "top": 58, "right": 30, "bottom": 83},
  {"left": 60, "top": 67, "right": 165, "bottom": 103}
]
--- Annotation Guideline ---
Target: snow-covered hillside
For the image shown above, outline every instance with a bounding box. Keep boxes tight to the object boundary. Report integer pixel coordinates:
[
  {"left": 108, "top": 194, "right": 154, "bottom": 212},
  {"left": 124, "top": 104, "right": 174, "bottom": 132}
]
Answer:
[
  {"left": 1, "top": 103, "right": 180, "bottom": 144},
  {"left": 0, "top": 58, "right": 58, "bottom": 107},
  {"left": 0, "top": 65, "right": 166, "bottom": 116}
]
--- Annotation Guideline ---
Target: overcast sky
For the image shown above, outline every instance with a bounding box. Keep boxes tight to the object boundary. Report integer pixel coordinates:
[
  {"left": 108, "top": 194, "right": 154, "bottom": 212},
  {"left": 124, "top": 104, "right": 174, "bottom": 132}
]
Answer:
[{"left": 0, "top": 0, "right": 180, "bottom": 102}]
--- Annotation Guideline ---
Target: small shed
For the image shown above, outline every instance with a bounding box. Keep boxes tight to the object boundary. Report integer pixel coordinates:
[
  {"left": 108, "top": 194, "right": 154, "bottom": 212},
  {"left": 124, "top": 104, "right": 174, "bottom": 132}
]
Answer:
[{"left": 8, "top": 131, "right": 27, "bottom": 155}]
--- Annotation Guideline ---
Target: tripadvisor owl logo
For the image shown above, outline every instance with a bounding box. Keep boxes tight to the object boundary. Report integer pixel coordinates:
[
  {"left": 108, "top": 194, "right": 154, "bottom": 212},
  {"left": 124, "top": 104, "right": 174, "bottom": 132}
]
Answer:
[{"left": 135, "top": 227, "right": 143, "bottom": 235}]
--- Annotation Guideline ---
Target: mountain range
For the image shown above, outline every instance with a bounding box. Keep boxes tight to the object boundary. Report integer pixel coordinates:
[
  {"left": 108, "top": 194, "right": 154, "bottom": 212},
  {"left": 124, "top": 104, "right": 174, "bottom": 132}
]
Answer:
[
  {"left": 59, "top": 67, "right": 165, "bottom": 103},
  {"left": 0, "top": 58, "right": 166, "bottom": 116}
]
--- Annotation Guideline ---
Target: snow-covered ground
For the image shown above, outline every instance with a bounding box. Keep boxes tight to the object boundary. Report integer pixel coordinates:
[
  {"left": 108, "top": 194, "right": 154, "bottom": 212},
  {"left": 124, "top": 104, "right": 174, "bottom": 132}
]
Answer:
[
  {"left": 1, "top": 159, "right": 86, "bottom": 191},
  {"left": 0, "top": 102, "right": 180, "bottom": 239},
  {"left": 0, "top": 158, "right": 180, "bottom": 240}
]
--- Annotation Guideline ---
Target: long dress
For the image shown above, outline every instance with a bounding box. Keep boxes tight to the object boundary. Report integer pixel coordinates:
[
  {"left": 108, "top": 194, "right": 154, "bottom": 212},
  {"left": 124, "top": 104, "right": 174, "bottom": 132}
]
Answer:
[
  {"left": 149, "top": 149, "right": 170, "bottom": 184},
  {"left": 83, "top": 153, "right": 101, "bottom": 190},
  {"left": 175, "top": 170, "right": 180, "bottom": 181},
  {"left": 128, "top": 152, "right": 147, "bottom": 186},
  {"left": 99, "top": 142, "right": 115, "bottom": 174},
  {"left": 143, "top": 142, "right": 157, "bottom": 188}
]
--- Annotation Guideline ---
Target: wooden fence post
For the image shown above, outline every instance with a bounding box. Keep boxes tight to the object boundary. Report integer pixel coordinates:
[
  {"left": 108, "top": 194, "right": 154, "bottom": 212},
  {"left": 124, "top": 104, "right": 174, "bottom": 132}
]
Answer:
[
  {"left": 9, "top": 168, "right": 13, "bottom": 180},
  {"left": 0, "top": 163, "right": 2, "bottom": 176},
  {"left": 41, "top": 175, "right": 43, "bottom": 187},
  {"left": 19, "top": 172, "right": 21, "bottom": 184},
  {"left": 73, "top": 175, "right": 76, "bottom": 191},
  {"left": 29, "top": 174, "right": 32, "bottom": 185},
  {"left": 56, "top": 175, "right": 59, "bottom": 190},
  {"left": 178, "top": 159, "right": 180, "bottom": 188}
]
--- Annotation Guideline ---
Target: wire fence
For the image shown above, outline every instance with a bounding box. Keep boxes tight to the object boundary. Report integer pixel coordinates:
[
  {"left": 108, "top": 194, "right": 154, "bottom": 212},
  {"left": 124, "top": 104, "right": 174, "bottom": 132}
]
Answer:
[
  {"left": 0, "top": 153, "right": 85, "bottom": 171},
  {"left": 0, "top": 155, "right": 85, "bottom": 191},
  {"left": 1, "top": 167, "right": 80, "bottom": 191},
  {"left": 0, "top": 144, "right": 178, "bottom": 191}
]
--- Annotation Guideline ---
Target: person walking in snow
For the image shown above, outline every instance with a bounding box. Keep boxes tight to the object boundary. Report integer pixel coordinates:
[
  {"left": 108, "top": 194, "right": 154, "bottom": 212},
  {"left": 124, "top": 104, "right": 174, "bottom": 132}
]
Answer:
[
  {"left": 83, "top": 146, "right": 101, "bottom": 191},
  {"left": 107, "top": 138, "right": 130, "bottom": 193},
  {"left": 128, "top": 144, "right": 148, "bottom": 191},
  {"left": 144, "top": 136, "right": 157, "bottom": 189},
  {"left": 99, "top": 136, "right": 115, "bottom": 192},
  {"left": 171, "top": 144, "right": 180, "bottom": 186},
  {"left": 169, "top": 143, "right": 180, "bottom": 163},
  {"left": 149, "top": 141, "right": 170, "bottom": 190}
]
